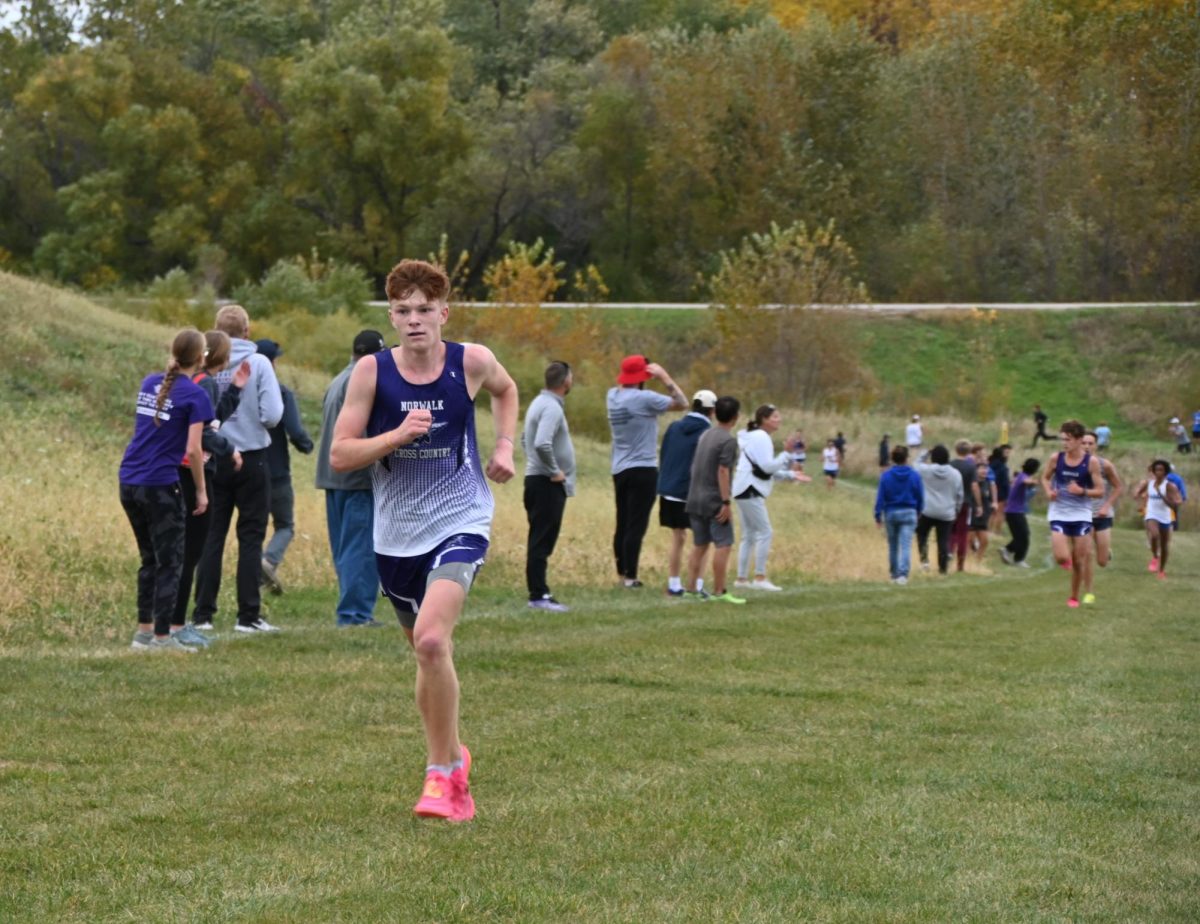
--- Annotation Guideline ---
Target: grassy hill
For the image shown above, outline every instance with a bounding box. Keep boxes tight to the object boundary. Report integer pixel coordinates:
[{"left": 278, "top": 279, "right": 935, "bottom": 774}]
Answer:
[{"left": 1, "top": 273, "right": 1198, "bottom": 921}]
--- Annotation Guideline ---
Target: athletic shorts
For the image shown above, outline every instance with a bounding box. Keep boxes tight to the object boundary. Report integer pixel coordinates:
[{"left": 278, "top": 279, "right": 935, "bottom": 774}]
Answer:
[
  {"left": 376, "top": 533, "right": 488, "bottom": 629},
  {"left": 824, "top": 469, "right": 839, "bottom": 479},
  {"left": 1050, "top": 520, "right": 1093, "bottom": 538},
  {"left": 658, "top": 497, "right": 690, "bottom": 530},
  {"left": 689, "top": 514, "right": 734, "bottom": 548},
  {"left": 1092, "top": 516, "right": 1114, "bottom": 532},
  {"left": 1144, "top": 517, "right": 1172, "bottom": 529}
]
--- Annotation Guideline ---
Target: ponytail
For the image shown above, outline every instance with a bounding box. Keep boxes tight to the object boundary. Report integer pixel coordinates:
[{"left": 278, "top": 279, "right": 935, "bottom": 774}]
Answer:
[{"left": 155, "top": 328, "right": 206, "bottom": 426}]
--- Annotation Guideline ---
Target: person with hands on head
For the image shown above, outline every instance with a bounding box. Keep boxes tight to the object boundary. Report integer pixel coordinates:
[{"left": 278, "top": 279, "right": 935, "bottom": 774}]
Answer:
[
  {"left": 606, "top": 354, "right": 688, "bottom": 588},
  {"left": 330, "top": 259, "right": 517, "bottom": 824},
  {"left": 1041, "top": 419, "right": 1106, "bottom": 608}
]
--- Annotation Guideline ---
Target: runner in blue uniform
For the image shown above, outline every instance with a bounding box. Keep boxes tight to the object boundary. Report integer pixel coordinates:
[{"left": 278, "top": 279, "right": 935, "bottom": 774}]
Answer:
[
  {"left": 331, "top": 259, "right": 518, "bottom": 823},
  {"left": 1040, "top": 419, "right": 1105, "bottom": 608}
]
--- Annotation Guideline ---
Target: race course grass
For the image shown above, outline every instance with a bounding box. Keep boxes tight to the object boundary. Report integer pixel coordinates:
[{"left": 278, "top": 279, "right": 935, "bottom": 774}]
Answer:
[{"left": 2, "top": 525, "right": 1197, "bottom": 923}]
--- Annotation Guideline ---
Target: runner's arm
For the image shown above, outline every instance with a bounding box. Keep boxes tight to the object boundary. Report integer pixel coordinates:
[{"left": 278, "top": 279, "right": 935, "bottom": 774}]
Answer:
[{"left": 330, "top": 356, "right": 431, "bottom": 472}]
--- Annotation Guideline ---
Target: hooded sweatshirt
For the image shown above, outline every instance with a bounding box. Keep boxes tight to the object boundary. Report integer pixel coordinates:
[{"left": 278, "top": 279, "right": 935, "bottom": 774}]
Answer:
[
  {"left": 211, "top": 337, "right": 284, "bottom": 452},
  {"left": 657, "top": 412, "right": 712, "bottom": 499},
  {"left": 915, "top": 462, "right": 964, "bottom": 521},
  {"left": 874, "top": 464, "right": 925, "bottom": 522}
]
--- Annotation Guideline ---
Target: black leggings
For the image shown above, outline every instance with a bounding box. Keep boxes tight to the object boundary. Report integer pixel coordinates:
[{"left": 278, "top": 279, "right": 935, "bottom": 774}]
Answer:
[
  {"left": 1005, "top": 512, "right": 1030, "bottom": 563},
  {"left": 916, "top": 515, "right": 953, "bottom": 574}
]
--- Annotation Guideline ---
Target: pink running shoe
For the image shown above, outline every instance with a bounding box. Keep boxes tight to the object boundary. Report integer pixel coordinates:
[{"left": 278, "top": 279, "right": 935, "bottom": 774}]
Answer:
[
  {"left": 1148, "top": 558, "right": 1159, "bottom": 573},
  {"left": 1067, "top": 598, "right": 1080, "bottom": 608},
  {"left": 413, "top": 770, "right": 455, "bottom": 819},
  {"left": 1156, "top": 570, "right": 1166, "bottom": 581}
]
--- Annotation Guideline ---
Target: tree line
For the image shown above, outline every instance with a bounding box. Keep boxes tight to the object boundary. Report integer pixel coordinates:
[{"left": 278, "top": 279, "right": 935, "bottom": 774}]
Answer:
[{"left": 1, "top": 0, "right": 1196, "bottom": 302}]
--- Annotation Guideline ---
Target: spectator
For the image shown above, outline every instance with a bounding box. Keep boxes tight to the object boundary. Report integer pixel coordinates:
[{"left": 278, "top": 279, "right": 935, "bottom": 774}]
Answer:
[
  {"left": 950, "top": 439, "right": 983, "bottom": 572},
  {"left": 315, "top": 330, "right": 385, "bottom": 628},
  {"left": 192, "top": 305, "right": 284, "bottom": 633},
  {"left": 657, "top": 389, "right": 717, "bottom": 597},
  {"left": 685, "top": 396, "right": 744, "bottom": 604},
  {"left": 874, "top": 444, "right": 924, "bottom": 585},
  {"left": 732, "top": 403, "right": 810, "bottom": 592},
  {"left": 905, "top": 414, "right": 923, "bottom": 451},
  {"left": 522, "top": 360, "right": 576, "bottom": 612},
  {"left": 878, "top": 433, "right": 890, "bottom": 469},
  {"left": 256, "top": 339, "right": 314, "bottom": 596},
  {"left": 1000, "top": 458, "right": 1041, "bottom": 567},
  {"left": 1095, "top": 421, "right": 1112, "bottom": 451},
  {"left": 914, "top": 444, "right": 964, "bottom": 575},
  {"left": 606, "top": 354, "right": 687, "bottom": 588},
  {"left": 1169, "top": 417, "right": 1192, "bottom": 454}
]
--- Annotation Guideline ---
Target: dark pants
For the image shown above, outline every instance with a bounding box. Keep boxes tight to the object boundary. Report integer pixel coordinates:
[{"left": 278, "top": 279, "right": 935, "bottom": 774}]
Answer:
[
  {"left": 194, "top": 448, "right": 271, "bottom": 626},
  {"left": 120, "top": 482, "right": 186, "bottom": 636},
  {"left": 612, "top": 467, "right": 658, "bottom": 581},
  {"left": 173, "top": 466, "right": 211, "bottom": 626},
  {"left": 1031, "top": 423, "right": 1051, "bottom": 447},
  {"left": 1005, "top": 512, "right": 1031, "bottom": 563},
  {"left": 916, "top": 514, "right": 953, "bottom": 574},
  {"left": 525, "top": 475, "right": 568, "bottom": 600},
  {"left": 950, "top": 505, "right": 970, "bottom": 568}
]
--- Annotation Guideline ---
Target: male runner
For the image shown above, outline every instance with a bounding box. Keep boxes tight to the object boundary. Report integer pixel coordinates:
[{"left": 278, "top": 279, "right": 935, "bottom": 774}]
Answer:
[
  {"left": 331, "top": 259, "right": 518, "bottom": 822},
  {"left": 1040, "top": 420, "right": 1105, "bottom": 608},
  {"left": 1080, "top": 430, "right": 1123, "bottom": 605}
]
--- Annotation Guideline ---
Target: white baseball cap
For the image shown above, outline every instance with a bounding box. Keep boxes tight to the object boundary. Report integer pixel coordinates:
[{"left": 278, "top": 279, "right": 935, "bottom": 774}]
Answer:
[{"left": 692, "top": 389, "right": 718, "bottom": 408}]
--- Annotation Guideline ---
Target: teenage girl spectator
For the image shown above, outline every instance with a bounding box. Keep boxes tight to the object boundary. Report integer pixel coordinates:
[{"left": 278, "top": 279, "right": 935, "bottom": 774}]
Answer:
[
  {"left": 1134, "top": 460, "right": 1183, "bottom": 578},
  {"left": 120, "top": 330, "right": 213, "bottom": 652},
  {"left": 874, "top": 445, "right": 923, "bottom": 585},
  {"left": 1000, "top": 458, "right": 1041, "bottom": 568},
  {"left": 731, "top": 404, "right": 810, "bottom": 591},
  {"left": 171, "top": 330, "right": 249, "bottom": 644},
  {"left": 914, "top": 445, "right": 964, "bottom": 575},
  {"left": 822, "top": 439, "right": 840, "bottom": 488}
]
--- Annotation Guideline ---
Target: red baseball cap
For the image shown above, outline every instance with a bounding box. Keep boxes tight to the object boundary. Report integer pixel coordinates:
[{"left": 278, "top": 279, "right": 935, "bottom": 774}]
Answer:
[{"left": 617, "top": 355, "right": 652, "bottom": 385}]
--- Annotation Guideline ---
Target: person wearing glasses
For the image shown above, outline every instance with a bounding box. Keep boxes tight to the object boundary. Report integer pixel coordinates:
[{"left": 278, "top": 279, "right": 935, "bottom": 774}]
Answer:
[{"left": 522, "top": 360, "right": 576, "bottom": 612}]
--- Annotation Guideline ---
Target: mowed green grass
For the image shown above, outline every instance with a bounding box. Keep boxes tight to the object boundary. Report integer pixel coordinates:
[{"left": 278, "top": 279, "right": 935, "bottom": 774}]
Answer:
[{"left": 2, "top": 526, "right": 1197, "bottom": 923}]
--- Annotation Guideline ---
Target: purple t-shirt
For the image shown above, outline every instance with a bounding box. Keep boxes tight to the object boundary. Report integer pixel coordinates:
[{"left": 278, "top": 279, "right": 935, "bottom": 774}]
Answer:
[
  {"left": 119, "top": 372, "right": 213, "bottom": 487},
  {"left": 1004, "top": 472, "right": 1037, "bottom": 515}
]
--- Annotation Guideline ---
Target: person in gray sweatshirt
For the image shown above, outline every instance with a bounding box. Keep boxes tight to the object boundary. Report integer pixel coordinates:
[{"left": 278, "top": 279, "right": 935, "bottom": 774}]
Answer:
[
  {"left": 914, "top": 444, "right": 965, "bottom": 575},
  {"left": 522, "top": 360, "right": 576, "bottom": 611},
  {"left": 192, "top": 304, "right": 285, "bottom": 633}
]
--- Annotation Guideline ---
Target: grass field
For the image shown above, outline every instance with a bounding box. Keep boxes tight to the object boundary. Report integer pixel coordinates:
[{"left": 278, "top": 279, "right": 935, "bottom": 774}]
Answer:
[
  {"left": 2, "top": 272, "right": 1198, "bottom": 921},
  {"left": 2, "top": 526, "right": 1197, "bottom": 922}
]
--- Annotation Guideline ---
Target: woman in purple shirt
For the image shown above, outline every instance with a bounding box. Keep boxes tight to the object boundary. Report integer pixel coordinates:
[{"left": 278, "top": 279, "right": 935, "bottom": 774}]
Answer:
[
  {"left": 119, "top": 329, "right": 213, "bottom": 652},
  {"left": 1000, "top": 457, "right": 1042, "bottom": 567}
]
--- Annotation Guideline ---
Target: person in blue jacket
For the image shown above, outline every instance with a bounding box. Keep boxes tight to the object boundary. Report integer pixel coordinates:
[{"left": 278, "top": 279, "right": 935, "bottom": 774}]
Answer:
[
  {"left": 874, "top": 444, "right": 925, "bottom": 585},
  {"left": 656, "top": 390, "right": 717, "bottom": 596}
]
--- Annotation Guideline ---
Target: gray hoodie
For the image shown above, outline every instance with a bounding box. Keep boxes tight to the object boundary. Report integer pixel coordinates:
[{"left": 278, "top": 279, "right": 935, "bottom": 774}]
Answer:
[
  {"left": 212, "top": 337, "right": 284, "bottom": 452},
  {"left": 915, "top": 462, "right": 964, "bottom": 521}
]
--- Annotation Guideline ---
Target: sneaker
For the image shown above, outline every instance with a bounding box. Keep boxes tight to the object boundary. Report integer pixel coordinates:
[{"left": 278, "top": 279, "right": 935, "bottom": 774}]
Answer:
[
  {"left": 1059, "top": 560, "right": 1072, "bottom": 571},
  {"left": 1015, "top": 561, "right": 1031, "bottom": 569},
  {"left": 733, "top": 579, "right": 753, "bottom": 588},
  {"left": 894, "top": 576, "right": 908, "bottom": 586},
  {"left": 1148, "top": 557, "right": 1159, "bottom": 573},
  {"left": 528, "top": 596, "right": 569, "bottom": 612},
  {"left": 1067, "top": 598, "right": 1080, "bottom": 608},
  {"left": 148, "top": 634, "right": 199, "bottom": 653},
  {"left": 260, "top": 558, "right": 284, "bottom": 595},
  {"left": 192, "top": 620, "right": 214, "bottom": 631},
  {"left": 1082, "top": 593, "right": 1096, "bottom": 605},
  {"left": 684, "top": 590, "right": 711, "bottom": 602},
  {"left": 234, "top": 618, "right": 281, "bottom": 633},
  {"left": 665, "top": 587, "right": 685, "bottom": 597},
  {"left": 624, "top": 579, "right": 644, "bottom": 588},
  {"left": 172, "top": 625, "right": 212, "bottom": 647},
  {"left": 711, "top": 591, "right": 747, "bottom": 605},
  {"left": 130, "top": 630, "right": 154, "bottom": 650},
  {"left": 920, "top": 561, "right": 931, "bottom": 572},
  {"left": 1156, "top": 570, "right": 1167, "bottom": 581},
  {"left": 413, "top": 770, "right": 455, "bottom": 819},
  {"left": 999, "top": 548, "right": 1014, "bottom": 565},
  {"left": 751, "top": 579, "right": 782, "bottom": 591},
  {"left": 451, "top": 744, "right": 474, "bottom": 822}
]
